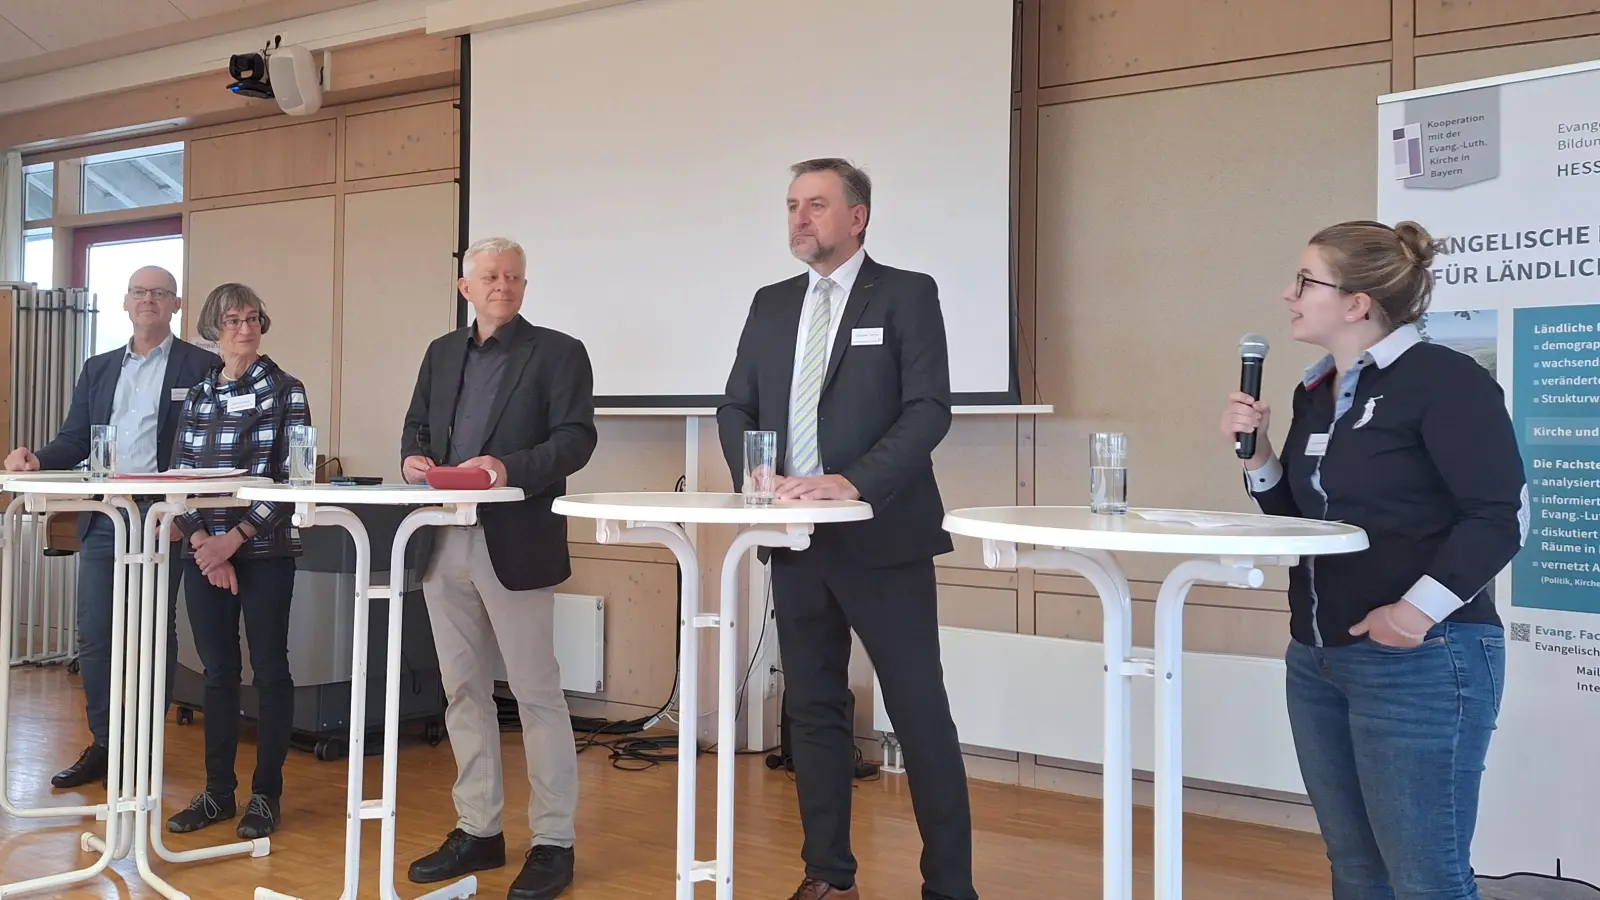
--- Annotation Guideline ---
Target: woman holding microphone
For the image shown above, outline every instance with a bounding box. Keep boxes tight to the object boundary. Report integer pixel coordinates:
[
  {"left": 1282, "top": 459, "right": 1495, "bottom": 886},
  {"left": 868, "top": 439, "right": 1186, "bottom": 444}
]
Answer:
[
  {"left": 164, "top": 283, "right": 312, "bottom": 840},
  {"left": 1221, "top": 220, "right": 1526, "bottom": 900}
]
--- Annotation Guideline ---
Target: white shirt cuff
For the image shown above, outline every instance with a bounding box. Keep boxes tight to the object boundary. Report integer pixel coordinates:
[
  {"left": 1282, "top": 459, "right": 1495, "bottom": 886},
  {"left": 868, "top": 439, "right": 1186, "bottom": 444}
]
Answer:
[
  {"left": 1245, "top": 456, "right": 1283, "bottom": 492},
  {"left": 1402, "top": 575, "right": 1465, "bottom": 624}
]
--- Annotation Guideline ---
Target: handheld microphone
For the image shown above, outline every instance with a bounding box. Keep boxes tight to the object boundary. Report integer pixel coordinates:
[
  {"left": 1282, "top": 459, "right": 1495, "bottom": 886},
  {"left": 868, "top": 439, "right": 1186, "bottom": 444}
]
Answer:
[{"left": 1235, "top": 333, "right": 1270, "bottom": 460}]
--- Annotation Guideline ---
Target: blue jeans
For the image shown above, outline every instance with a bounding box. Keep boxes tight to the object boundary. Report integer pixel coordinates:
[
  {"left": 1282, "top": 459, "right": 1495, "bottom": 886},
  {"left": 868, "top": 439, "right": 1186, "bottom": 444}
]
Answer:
[
  {"left": 1286, "top": 622, "right": 1505, "bottom": 900},
  {"left": 78, "top": 506, "right": 180, "bottom": 747}
]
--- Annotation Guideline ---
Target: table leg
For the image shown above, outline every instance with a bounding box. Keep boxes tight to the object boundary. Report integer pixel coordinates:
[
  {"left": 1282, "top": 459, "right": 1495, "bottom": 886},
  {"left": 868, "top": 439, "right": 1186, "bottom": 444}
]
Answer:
[
  {"left": 591, "top": 520, "right": 699, "bottom": 900},
  {"left": 125, "top": 505, "right": 268, "bottom": 900},
  {"left": 0, "top": 498, "right": 107, "bottom": 823},
  {"left": 1007, "top": 545, "right": 1134, "bottom": 900},
  {"left": 0, "top": 499, "right": 126, "bottom": 898},
  {"left": 1150, "top": 559, "right": 1264, "bottom": 900}
]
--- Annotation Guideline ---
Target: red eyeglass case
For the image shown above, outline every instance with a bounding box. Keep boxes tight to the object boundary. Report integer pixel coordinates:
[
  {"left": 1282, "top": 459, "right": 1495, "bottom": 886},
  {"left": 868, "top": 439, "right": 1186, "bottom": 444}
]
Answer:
[{"left": 424, "top": 466, "right": 495, "bottom": 490}]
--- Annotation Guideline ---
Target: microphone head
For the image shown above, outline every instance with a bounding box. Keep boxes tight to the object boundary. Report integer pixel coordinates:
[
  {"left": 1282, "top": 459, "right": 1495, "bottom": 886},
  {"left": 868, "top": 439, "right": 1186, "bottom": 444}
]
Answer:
[{"left": 1239, "top": 333, "right": 1269, "bottom": 360}]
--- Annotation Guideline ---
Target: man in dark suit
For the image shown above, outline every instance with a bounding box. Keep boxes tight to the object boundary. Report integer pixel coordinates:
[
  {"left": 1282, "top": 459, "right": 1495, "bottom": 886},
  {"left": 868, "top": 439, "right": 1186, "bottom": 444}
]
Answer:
[
  {"left": 400, "top": 236, "right": 597, "bottom": 900},
  {"left": 3, "top": 265, "right": 217, "bottom": 789},
  {"left": 718, "top": 159, "right": 977, "bottom": 900}
]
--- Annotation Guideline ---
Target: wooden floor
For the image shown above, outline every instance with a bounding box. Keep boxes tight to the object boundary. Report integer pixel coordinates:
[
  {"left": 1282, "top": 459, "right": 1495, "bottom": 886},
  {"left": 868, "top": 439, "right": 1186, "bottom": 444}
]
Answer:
[{"left": 0, "top": 666, "right": 1331, "bottom": 898}]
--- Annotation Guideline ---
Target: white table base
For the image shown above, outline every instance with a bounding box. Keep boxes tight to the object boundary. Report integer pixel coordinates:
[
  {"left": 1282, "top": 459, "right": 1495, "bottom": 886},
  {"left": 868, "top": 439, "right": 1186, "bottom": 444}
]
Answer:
[
  {"left": 984, "top": 540, "right": 1285, "bottom": 900},
  {"left": 0, "top": 492, "right": 268, "bottom": 900},
  {"left": 589, "top": 517, "right": 810, "bottom": 900},
  {"left": 254, "top": 501, "right": 483, "bottom": 900}
]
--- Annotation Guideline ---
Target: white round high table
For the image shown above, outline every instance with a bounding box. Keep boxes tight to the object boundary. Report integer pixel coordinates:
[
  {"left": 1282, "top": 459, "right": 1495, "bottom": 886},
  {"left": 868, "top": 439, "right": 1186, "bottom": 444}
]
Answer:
[
  {"left": 0, "top": 472, "right": 272, "bottom": 900},
  {"left": 235, "top": 482, "right": 523, "bottom": 900},
  {"left": 942, "top": 506, "right": 1367, "bottom": 900},
  {"left": 550, "top": 492, "right": 872, "bottom": 900}
]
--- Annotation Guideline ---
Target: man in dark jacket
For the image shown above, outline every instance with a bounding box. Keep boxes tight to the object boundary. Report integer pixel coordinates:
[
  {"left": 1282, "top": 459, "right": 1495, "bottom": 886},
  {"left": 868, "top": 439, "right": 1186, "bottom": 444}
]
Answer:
[
  {"left": 399, "top": 237, "right": 597, "bottom": 900},
  {"left": 3, "top": 265, "right": 218, "bottom": 789}
]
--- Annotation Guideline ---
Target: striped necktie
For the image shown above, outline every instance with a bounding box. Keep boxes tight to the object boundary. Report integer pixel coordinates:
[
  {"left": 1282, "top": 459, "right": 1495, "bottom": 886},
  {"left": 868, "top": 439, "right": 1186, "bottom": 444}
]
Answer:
[{"left": 790, "top": 277, "right": 835, "bottom": 476}]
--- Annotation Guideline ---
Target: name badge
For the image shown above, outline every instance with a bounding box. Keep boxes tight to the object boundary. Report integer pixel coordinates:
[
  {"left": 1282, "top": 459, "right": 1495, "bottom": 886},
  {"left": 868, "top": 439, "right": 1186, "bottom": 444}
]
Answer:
[
  {"left": 226, "top": 393, "right": 257, "bottom": 414},
  {"left": 170, "top": 387, "right": 189, "bottom": 402},
  {"left": 1305, "top": 433, "right": 1330, "bottom": 457},
  {"left": 851, "top": 327, "right": 884, "bottom": 346}
]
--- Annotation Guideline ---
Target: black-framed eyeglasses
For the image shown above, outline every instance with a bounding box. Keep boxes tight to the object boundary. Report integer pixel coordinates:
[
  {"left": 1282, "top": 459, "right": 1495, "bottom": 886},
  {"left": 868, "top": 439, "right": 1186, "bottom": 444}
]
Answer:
[{"left": 1295, "top": 273, "right": 1342, "bottom": 298}]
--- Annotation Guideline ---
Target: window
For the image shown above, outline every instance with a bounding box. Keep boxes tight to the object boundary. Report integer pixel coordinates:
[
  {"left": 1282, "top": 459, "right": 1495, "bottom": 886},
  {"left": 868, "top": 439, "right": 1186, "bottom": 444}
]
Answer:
[
  {"left": 23, "top": 162, "right": 53, "bottom": 222},
  {"left": 81, "top": 142, "right": 184, "bottom": 215},
  {"left": 72, "top": 219, "right": 184, "bottom": 355},
  {"left": 23, "top": 230, "right": 53, "bottom": 290}
]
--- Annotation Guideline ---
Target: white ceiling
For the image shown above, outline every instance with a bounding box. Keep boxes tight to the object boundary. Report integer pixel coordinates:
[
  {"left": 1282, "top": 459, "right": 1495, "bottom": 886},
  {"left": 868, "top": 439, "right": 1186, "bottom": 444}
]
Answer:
[{"left": 0, "top": 0, "right": 374, "bottom": 83}]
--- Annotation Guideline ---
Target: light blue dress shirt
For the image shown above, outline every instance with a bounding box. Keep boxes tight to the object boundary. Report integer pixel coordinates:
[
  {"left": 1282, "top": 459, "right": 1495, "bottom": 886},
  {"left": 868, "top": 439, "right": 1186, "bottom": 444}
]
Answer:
[{"left": 110, "top": 334, "right": 172, "bottom": 475}]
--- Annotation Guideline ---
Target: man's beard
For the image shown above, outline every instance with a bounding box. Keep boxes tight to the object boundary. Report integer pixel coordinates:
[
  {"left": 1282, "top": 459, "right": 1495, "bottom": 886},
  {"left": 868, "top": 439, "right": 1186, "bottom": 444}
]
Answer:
[{"left": 790, "top": 235, "right": 834, "bottom": 264}]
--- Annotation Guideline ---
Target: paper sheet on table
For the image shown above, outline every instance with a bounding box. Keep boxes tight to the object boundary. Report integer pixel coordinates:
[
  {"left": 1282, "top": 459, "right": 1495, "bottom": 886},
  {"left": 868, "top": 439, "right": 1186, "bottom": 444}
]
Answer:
[
  {"left": 1134, "top": 510, "right": 1259, "bottom": 528},
  {"left": 111, "top": 468, "right": 247, "bottom": 480}
]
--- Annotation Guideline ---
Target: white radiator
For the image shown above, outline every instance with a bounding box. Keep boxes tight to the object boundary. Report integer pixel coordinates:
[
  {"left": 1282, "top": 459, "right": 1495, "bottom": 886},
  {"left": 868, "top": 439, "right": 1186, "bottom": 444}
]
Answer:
[
  {"left": 871, "top": 626, "right": 1304, "bottom": 796},
  {"left": 490, "top": 592, "right": 606, "bottom": 694}
]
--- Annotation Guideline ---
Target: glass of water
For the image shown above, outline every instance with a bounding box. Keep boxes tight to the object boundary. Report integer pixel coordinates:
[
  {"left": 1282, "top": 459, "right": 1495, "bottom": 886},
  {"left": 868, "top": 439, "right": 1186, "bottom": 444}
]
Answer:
[
  {"left": 288, "top": 425, "right": 318, "bottom": 486},
  {"left": 1090, "top": 432, "right": 1128, "bottom": 515},
  {"left": 89, "top": 424, "right": 117, "bottom": 480},
  {"left": 743, "top": 430, "right": 777, "bottom": 507}
]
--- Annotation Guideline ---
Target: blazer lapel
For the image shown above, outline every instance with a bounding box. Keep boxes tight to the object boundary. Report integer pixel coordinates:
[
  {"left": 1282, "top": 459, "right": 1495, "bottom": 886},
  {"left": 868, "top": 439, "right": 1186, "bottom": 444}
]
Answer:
[
  {"left": 158, "top": 340, "right": 185, "bottom": 440},
  {"left": 432, "top": 329, "right": 470, "bottom": 458},
  {"left": 821, "top": 256, "right": 879, "bottom": 393},
  {"left": 483, "top": 319, "right": 537, "bottom": 445}
]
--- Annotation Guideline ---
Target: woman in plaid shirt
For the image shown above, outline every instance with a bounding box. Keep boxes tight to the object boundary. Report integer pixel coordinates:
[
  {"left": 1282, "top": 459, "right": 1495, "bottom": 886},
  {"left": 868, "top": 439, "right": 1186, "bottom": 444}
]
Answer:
[{"left": 164, "top": 283, "right": 311, "bottom": 841}]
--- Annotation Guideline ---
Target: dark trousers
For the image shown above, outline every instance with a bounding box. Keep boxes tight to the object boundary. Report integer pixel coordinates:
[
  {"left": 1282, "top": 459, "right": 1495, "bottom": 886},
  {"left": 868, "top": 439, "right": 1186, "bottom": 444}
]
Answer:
[
  {"left": 77, "top": 506, "right": 180, "bottom": 747},
  {"left": 183, "top": 556, "right": 296, "bottom": 799},
  {"left": 771, "top": 549, "right": 976, "bottom": 900}
]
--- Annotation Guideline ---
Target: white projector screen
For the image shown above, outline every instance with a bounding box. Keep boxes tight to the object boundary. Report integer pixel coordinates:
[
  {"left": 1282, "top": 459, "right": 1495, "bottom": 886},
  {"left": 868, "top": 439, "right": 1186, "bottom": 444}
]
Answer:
[{"left": 468, "top": 0, "right": 1016, "bottom": 403}]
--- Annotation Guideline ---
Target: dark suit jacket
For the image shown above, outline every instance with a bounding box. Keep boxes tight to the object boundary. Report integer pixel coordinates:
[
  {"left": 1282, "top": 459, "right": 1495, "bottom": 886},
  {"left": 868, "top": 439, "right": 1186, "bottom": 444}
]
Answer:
[
  {"left": 34, "top": 336, "right": 219, "bottom": 538},
  {"left": 718, "top": 253, "right": 954, "bottom": 567},
  {"left": 401, "top": 315, "right": 598, "bottom": 592}
]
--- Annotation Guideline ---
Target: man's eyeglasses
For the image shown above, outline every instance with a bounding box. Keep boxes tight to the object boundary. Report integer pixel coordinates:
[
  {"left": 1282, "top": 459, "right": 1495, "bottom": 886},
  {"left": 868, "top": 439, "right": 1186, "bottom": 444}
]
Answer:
[
  {"left": 1295, "top": 273, "right": 1343, "bottom": 298},
  {"left": 128, "top": 287, "right": 175, "bottom": 300}
]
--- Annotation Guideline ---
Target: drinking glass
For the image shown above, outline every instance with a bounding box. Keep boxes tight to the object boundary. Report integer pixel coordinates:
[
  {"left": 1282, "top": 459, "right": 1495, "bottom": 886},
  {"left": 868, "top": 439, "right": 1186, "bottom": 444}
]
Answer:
[
  {"left": 743, "top": 430, "right": 777, "bottom": 507},
  {"left": 1090, "top": 432, "right": 1128, "bottom": 514},
  {"left": 288, "top": 425, "right": 318, "bottom": 486},
  {"left": 89, "top": 424, "right": 117, "bottom": 480}
]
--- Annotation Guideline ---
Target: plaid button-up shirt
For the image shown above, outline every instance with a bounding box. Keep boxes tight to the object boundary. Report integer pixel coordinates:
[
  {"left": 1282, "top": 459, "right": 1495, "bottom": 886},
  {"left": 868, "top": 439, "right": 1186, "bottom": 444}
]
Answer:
[{"left": 172, "top": 355, "right": 312, "bottom": 559}]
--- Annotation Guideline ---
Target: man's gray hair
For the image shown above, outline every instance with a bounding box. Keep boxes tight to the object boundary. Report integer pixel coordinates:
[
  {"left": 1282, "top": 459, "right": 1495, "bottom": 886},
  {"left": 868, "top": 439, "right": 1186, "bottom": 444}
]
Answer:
[
  {"left": 462, "top": 236, "right": 527, "bottom": 278},
  {"left": 791, "top": 157, "right": 872, "bottom": 241},
  {"left": 194, "top": 282, "right": 272, "bottom": 342}
]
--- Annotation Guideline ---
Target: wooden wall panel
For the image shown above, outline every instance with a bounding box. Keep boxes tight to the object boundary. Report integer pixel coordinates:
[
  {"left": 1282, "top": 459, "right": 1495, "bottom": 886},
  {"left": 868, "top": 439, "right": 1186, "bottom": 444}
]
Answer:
[
  {"left": 1417, "top": 0, "right": 1600, "bottom": 36},
  {"left": 344, "top": 101, "right": 457, "bottom": 181},
  {"left": 933, "top": 417, "right": 1021, "bottom": 569},
  {"left": 1039, "top": 0, "right": 1390, "bottom": 86},
  {"left": 339, "top": 182, "right": 459, "bottom": 480},
  {"left": 1418, "top": 33, "right": 1600, "bottom": 87},
  {"left": 1031, "top": 63, "right": 1389, "bottom": 585},
  {"left": 188, "top": 119, "right": 336, "bottom": 199},
  {"left": 187, "top": 197, "right": 337, "bottom": 438},
  {"left": 559, "top": 555, "right": 680, "bottom": 720}
]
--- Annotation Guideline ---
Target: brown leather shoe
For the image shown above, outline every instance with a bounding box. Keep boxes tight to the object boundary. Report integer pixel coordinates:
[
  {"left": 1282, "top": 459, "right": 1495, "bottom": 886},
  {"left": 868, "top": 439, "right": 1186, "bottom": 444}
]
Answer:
[{"left": 789, "top": 879, "right": 859, "bottom": 900}]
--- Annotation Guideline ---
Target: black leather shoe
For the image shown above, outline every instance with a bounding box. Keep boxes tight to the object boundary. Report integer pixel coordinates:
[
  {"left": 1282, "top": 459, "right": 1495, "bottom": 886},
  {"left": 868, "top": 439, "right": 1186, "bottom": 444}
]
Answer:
[
  {"left": 51, "top": 744, "right": 107, "bottom": 789},
  {"left": 509, "top": 845, "right": 574, "bottom": 900},
  {"left": 408, "top": 829, "right": 506, "bottom": 884}
]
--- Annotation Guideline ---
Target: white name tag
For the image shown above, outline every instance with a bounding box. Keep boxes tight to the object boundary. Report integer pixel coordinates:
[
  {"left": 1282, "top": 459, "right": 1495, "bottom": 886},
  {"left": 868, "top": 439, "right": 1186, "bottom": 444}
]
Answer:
[
  {"left": 226, "top": 393, "right": 257, "bottom": 414},
  {"left": 1305, "top": 433, "right": 1330, "bottom": 457},
  {"left": 851, "top": 327, "right": 884, "bottom": 346},
  {"left": 170, "top": 388, "right": 189, "bottom": 402}
]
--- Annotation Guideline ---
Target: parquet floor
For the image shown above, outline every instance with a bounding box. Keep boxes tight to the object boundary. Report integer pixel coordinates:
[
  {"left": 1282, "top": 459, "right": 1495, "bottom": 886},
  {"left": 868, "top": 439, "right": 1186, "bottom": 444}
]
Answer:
[{"left": 0, "top": 666, "right": 1330, "bottom": 898}]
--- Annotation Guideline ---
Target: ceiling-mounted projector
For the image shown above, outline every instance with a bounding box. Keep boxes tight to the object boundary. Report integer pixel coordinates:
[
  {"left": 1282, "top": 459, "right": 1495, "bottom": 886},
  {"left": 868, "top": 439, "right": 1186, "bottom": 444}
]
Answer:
[{"left": 226, "top": 36, "right": 325, "bottom": 116}]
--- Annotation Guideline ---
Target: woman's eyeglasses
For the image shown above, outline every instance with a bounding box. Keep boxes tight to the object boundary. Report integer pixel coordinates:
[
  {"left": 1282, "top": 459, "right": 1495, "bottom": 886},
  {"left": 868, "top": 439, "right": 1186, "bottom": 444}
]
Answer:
[{"left": 1295, "top": 273, "right": 1342, "bottom": 298}]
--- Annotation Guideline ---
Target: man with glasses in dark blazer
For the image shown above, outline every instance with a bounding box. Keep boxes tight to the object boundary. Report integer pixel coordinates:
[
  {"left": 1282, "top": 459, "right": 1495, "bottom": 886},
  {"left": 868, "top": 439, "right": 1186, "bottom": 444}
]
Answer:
[{"left": 3, "top": 265, "right": 217, "bottom": 790}]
